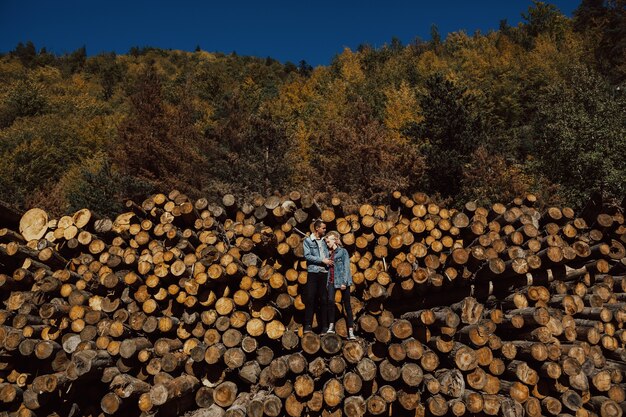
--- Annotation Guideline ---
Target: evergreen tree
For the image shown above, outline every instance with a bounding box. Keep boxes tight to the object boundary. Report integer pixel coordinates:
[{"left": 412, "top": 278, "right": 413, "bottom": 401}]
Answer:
[
  {"left": 573, "top": 0, "right": 626, "bottom": 82},
  {"left": 298, "top": 60, "right": 313, "bottom": 77},
  {"left": 519, "top": 1, "right": 569, "bottom": 48},
  {"left": 11, "top": 41, "right": 37, "bottom": 67},
  {"left": 61, "top": 45, "right": 87, "bottom": 74},
  {"left": 573, "top": 0, "right": 608, "bottom": 31},
  {"left": 405, "top": 74, "right": 486, "bottom": 200},
  {"left": 531, "top": 65, "right": 626, "bottom": 206}
]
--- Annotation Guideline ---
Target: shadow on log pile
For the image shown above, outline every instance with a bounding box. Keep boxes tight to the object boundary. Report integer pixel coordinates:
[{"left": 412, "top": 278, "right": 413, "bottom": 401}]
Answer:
[{"left": 0, "top": 190, "right": 625, "bottom": 417}]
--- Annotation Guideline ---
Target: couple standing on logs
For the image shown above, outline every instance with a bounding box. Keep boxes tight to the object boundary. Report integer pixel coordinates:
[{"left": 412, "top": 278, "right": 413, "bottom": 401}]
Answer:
[{"left": 302, "top": 219, "right": 356, "bottom": 340}]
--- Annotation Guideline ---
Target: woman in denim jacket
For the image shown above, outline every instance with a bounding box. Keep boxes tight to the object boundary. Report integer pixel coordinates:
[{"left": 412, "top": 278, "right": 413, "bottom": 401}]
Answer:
[{"left": 324, "top": 231, "right": 356, "bottom": 340}]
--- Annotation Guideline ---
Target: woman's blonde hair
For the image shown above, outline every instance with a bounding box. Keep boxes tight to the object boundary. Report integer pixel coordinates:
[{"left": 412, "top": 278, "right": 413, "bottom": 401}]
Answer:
[{"left": 326, "top": 231, "right": 342, "bottom": 246}]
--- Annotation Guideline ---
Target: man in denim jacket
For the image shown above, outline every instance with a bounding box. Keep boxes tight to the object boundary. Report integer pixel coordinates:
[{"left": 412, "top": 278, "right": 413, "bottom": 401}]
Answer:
[{"left": 302, "top": 219, "right": 333, "bottom": 333}]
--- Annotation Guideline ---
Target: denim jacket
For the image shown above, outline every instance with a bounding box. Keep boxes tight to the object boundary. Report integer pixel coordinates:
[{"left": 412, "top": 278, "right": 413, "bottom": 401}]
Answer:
[
  {"left": 330, "top": 247, "right": 352, "bottom": 288},
  {"left": 303, "top": 235, "right": 330, "bottom": 273}
]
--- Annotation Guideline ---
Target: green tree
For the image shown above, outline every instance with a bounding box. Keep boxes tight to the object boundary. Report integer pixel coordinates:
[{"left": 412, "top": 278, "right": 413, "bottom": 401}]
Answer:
[
  {"left": 11, "top": 41, "right": 37, "bottom": 67},
  {"left": 298, "top": 60, "right": 313, "bottom": 77},
  {"left": 60, "top": 46, "right": 87, "bottom": 74},
  {"left": 64, "top": 152, "right": 153, "bottom": 216},
  {"left": 36, "top": 47, "right": 57, "bottom": 67},
  {"left": 430, "top": 25, "right": 442, "bottom": 48},
  {"left": 206, "top": 89, "right": 292, "bottom": 196},
  {"left": 523, "top": 1, "right": 565, "bottom": 36},
  {"left": 0, "top": 115, "right": 92, "bottom": 209},
  {"left": 405, "top": 73, "right": 486, "bottom": 200},
  {"left": 573, "top": 0, "right": 609, "bottom": 31},
  {"left": 574, "top": 0, "right": 626, "bottom": 82},
  {"left": 519, "top": 1, "right": 569, "bottom": 48},
  {"left": 86, "top": 52, "right": 124, "bottom": 100},
  {"left": 0, "top": 79, "right": 48, "bottom": 127},
  {"left": 530, "top": 65, "right": 626, "bottom": 206},
  {"left": 390, "top": 36, "right": 404, "bottom": 53}
]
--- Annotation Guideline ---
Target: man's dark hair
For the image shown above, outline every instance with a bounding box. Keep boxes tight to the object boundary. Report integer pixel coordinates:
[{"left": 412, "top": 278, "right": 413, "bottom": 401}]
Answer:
[{"left": 313, "top": 219, "right": 324, "bottom": 230}]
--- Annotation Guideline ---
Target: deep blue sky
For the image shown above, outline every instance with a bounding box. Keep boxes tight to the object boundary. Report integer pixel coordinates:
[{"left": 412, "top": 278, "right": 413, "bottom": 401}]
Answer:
[{"left": 0, "top": 1, "right": 579, "bottom": 66}]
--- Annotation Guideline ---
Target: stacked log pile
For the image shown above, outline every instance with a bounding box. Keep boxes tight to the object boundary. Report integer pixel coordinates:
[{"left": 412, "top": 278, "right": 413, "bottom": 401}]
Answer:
[{"left": 0, "top": 190, "right": 625, "bottom": 417}]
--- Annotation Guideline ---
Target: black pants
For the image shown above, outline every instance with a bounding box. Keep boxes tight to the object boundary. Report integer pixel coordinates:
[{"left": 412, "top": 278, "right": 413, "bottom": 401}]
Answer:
[
  {"left": 304, "top": 271, "right": 328, "bottom": 329},
  {"left": 327, "top": 284, "right": 354, "bottom": 328}
]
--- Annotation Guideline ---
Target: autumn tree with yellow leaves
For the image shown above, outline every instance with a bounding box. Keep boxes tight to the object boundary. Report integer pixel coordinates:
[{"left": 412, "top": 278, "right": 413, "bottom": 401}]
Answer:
[{"left": 0, "top": 1, "right": 624, "bottom": 214}]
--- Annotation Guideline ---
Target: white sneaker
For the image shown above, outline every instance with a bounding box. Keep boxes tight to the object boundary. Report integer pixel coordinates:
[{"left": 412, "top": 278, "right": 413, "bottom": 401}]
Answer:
[
  {"left": 347, "top": 328, "right": 356, "bottom": 340},
  {"left": 326, "top": 324, "right": 335, "bottom": 334}
]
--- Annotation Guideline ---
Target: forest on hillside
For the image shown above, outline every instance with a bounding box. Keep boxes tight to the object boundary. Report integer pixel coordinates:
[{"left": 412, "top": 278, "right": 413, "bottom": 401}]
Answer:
[{"left": 0, "top": 1, "right": 624, "bottom": 216}]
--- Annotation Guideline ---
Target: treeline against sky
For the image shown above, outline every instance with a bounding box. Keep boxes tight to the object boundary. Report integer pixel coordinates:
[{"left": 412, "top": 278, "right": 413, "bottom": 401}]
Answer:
[{"left": 0, "top": 1, "right": 624, "bottom": 216}]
